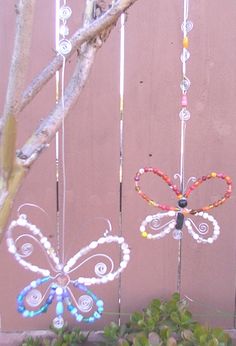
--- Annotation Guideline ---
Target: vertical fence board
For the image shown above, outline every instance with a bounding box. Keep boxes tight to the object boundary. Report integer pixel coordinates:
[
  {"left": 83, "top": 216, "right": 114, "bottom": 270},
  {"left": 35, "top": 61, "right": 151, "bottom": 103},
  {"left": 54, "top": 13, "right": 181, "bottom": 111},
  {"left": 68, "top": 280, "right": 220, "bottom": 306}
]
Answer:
[
  {"left": 0, "top": 0, "right": 57, "bottom": 331},
  {"left": 121, "top": 0, "right": 181, "bottom": 318},
  {"left": 180, "top": 0, "right": 236, "bottom": 328}
]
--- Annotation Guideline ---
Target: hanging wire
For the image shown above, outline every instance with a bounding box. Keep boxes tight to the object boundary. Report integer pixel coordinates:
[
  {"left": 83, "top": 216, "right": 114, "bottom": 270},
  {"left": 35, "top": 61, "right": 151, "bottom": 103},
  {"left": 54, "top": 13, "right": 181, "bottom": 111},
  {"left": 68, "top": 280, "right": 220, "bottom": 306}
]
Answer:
[
  {"left": 55, "top": 0, "right": 71, "bottom": 265},
  {"left": 118, "top": 12, "right": 126, "bottom": 326}
]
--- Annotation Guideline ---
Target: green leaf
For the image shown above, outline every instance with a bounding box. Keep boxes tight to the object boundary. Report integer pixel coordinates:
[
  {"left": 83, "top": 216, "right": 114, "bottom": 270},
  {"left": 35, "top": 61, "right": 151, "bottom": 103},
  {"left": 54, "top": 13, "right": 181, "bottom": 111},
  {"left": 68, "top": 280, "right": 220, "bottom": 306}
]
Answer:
[{"left": 170, "top": 312, "right": 181, "bottom": 324}]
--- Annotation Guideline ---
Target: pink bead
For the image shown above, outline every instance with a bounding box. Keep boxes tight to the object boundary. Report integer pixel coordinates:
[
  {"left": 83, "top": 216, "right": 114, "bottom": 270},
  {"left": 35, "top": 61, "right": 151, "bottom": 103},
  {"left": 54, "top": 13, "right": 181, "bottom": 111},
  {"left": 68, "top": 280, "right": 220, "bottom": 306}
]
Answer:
[{"left": 181, "top": 95, "right": 187, "bottom": 106}]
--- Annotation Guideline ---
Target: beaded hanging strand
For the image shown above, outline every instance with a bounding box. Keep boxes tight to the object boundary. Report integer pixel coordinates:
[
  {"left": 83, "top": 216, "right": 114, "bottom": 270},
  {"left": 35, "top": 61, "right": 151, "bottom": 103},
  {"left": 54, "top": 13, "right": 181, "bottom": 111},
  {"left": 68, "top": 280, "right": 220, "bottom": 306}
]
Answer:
[
  {"left": 179, "top": 0, "right": 192, "bottom": 194},
  {"left": 177, "top": 0, "right": 192, "bottom": 292},
  {"left": 134, "top": 0, "right": 232, "bottom": 249}
]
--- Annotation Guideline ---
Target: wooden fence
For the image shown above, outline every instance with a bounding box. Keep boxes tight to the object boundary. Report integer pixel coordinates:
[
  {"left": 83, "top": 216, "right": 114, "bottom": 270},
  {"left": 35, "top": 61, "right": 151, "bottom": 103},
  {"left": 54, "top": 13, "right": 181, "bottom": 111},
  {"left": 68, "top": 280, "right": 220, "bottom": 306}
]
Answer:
[{"left": 0, "top": 0, "right": 235, "bottom": 332}]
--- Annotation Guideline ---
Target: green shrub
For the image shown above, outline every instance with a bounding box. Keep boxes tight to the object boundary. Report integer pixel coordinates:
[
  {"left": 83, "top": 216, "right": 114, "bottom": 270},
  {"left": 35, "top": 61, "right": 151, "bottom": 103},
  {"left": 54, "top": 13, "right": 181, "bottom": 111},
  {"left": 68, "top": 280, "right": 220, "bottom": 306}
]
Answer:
[
  {"left": 101, "top": 293, "right": 232, "bottom": 346},
  {"left": 21, "top": 293, "right": 232, "bottom": 346}
]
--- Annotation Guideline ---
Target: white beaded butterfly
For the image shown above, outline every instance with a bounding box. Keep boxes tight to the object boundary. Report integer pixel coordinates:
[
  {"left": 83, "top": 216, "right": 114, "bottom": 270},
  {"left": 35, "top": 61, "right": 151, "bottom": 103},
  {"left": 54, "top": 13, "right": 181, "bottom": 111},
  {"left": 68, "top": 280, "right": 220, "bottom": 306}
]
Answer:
[{"left": 6, "top": 211, "right": 130, "bottom": 328}]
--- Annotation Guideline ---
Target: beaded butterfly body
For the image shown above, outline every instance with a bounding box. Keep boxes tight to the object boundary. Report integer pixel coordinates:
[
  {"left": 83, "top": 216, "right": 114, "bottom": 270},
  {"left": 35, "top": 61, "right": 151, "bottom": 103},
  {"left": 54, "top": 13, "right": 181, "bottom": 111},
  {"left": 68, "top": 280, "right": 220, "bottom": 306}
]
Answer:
[
  {"left": 135, "top": 168, "right": 232, "bottom": 243},
  {"left": 6, "top": 213, "right": 130, "bottom": 328}
]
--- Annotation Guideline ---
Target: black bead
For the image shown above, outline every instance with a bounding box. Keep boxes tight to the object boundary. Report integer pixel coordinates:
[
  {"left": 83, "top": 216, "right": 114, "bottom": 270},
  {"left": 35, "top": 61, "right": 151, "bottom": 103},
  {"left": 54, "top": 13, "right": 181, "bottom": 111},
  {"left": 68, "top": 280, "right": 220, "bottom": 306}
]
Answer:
[{"left": 178, "top": 198, "right": 188, "bottom": 208}]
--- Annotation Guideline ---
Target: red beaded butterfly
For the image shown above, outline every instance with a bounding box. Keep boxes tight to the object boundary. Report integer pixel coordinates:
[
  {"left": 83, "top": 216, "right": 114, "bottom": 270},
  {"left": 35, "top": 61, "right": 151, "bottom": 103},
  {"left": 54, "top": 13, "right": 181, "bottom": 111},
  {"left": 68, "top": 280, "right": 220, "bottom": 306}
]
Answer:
[{"left": 134, "top": 168, "right": 232, "bottom": 243}]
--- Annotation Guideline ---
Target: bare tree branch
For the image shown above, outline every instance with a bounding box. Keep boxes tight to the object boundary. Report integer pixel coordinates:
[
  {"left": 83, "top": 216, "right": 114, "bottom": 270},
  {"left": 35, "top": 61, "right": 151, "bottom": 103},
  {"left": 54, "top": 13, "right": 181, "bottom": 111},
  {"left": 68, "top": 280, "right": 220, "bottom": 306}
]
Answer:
[
  {"left": 17, "top": 43, "right": 98, "bottom": 167},
  {"left": 0, "top": 0, "right": 139, "bottom": 240},
  {"left": 1, "top": 0, "right": 35, "bottom": 186},
  {"left": 19, "top": 0, "right": 138, "bottom": 114},
  {"left": 3, "top": 0, "right": 35, "bottom": 118}
]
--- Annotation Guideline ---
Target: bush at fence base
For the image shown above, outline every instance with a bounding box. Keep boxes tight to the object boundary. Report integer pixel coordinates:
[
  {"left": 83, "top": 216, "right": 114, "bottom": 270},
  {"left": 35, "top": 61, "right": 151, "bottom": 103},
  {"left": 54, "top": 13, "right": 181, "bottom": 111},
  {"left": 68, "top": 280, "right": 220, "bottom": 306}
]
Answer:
[{"left": 22, "top": 293, "right": 232, "bottom": 346}]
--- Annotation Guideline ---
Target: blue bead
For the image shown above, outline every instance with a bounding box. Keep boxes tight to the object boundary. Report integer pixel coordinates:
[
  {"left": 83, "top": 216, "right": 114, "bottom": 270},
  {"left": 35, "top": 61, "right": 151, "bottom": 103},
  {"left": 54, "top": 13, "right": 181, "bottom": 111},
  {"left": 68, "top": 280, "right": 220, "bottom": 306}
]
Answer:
[
  {"left": 17, "top": 294, "right": 24, "bottom": 303},
  {"left": 29, "top": 311, "right": 35, "bottom": 318},
  {"left": 40, "top": 305, "right": 48, "bottom": 313},
  {"left": 46, "top": 295, "right": 54, "bottom": 305},
  {"left": 17, "top": 306, "right": 25, "bottom": 313},
  {"left": 41, "top": 277, "right": 50, "bottom": 283},
  {"left": 88, "top": 317, "right": 95, "bottom": 323},
  {"left": 71, "top": 307, "right": 77, "bottom": 315},
  {"left": 76, "top": 314, "right": 83, "bottom": 322},
  {"left": 56, "top": 302, "right": 64, "bottom": 315},
  {"left": 63, "top": 290, "right": 69, "bottom": 298},
  {"left": 98, "top": 307, "right": 104, "bottom": 313},
  {"left": 67, "top": 304, "right": 74, "bottom": 311},
  {"left": 94, "top": 311, "right": 101, "bottom": 319},
  {"left": 22, "top": 310, "right": 30, "bottom": 318},
  {"left": 96, "top": 300, "right": 104, "bottom": 307},
  {"left": 78, "top": 284, "right": 86, "bottom": 291},
  {"left": 91, "top": 293, "right": 98, "bottom": 300}
]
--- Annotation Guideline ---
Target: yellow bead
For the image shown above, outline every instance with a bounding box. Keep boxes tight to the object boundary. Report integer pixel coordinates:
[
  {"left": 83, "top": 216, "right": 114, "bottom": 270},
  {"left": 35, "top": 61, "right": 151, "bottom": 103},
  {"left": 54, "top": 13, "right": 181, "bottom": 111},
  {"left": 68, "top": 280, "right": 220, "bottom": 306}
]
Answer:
[
  {"left": 183, "top": 37, "right": 189, "bottom": 48},
  {"left": 211, "top": 172, "right": 217, "bottom": 178},
  {"left": 142, "top": 232, "right": 148, "bottom": 238}
]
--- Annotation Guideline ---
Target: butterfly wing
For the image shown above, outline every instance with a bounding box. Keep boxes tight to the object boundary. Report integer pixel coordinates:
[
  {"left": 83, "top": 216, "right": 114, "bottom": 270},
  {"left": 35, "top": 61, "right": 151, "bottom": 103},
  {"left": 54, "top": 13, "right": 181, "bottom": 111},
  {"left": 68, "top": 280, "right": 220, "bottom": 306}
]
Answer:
[
  {"left": 185, "top": 212, "right": 220, "bottom": 244},
  {"left": 17, "top": 276, "right": 53, "bottom": 318},
  {"left": 58, "top": 234, "right": 130, "bottom": 323},
  {"left": 139, "top": 211, "right": 177, "bottom": 239},
  {"left": 6, "top": 214, "right": 61, "bottom": 276}
]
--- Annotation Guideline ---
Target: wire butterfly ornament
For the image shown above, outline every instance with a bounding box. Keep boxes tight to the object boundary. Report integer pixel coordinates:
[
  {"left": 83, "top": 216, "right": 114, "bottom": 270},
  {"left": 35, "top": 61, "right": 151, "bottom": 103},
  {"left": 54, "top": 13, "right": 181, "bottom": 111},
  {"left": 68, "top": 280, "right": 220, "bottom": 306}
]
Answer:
[
  {"left": 6, "top": 211, "right": 130, "bottom": 328},
  {"left": 134, "top": 168, "right": 232, "bottom": 243}
]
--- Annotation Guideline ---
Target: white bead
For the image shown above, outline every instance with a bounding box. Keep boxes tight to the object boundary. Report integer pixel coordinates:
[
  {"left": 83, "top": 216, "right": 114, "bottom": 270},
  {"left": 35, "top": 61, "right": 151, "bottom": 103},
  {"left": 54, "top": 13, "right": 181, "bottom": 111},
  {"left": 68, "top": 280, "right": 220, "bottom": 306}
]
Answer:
[
  {"left": 139, "top": 168, "right": 144, "bottom": 174},
  {"left": 168, "top": 211, "right": 175, "bottom": 217},
  {"left": 121, "top": 243, "right": 128, "bottom": 250},
  {"left": 63, "top": 266, "right": 69, "bottom": 273},
  {"left": 118, "top": 237, "right": 124, "bottom": 244},
  {"left": 207, "top": 238, "right": 213, "bottom": 244},
  {"left": 44, "top": 241, "right": 51, "bottom": 250},
  {"left": 193, "top": 233, "right": 199, "bottom": 240},
  {"left": 124, "top": 248, "right": 130, "bottom": 254},
  {"left": 146, "top": 215, "right": 153, "bottom": 222},
  {"left": 17, "top": 217, "right": 27, "bottom": 226},
  {"left": 101, "top": 277, "right": 108, "bottom": 283},
  {"left": 123, "top": 254, "right": 130, "bottom": 261},
  {"left": 19, "top": 259, "right": 26, "bottom": 266},
  {"left": 140, "top": 225, "right": 145, "bottom": 232},
  {"left": 89, "top": 241, "right": 98, "bottom": 249},
  {"left": 203, "top": 213, "right": 208, "bottom": 219},
  {"left": 97, "top": 237, "right": 106, "bottom": 244},
  {"left": 67, "top": 258, "right": 76, "bottom": 267},
  {"left": 147, "top": 234, "right": 152, "bottom": 239},
  {"left": 54, "top": 257, "right": 60, "bottom": 265},
  {"left": 120, "top": 261, "right": 127, "bottom": 269},
  {"left": 185, "top": 220, "right": 191, "bottom": 227},
  {"left": 31, "top": 265, "right": 39, "bottom": 273},
  {"left": 107, "top": 273, "right": 114, "bottom": 281},
  {"left": 32, "top": 226, "right": 39, "bottom": 235},
  {"left": 169, "top": 223, "right": 175, "bottom": 229},
  {"left": 56, "top": 287, "right": 63, "bottom": 295},
  {"left": 40, "top": 237, "right": 47, "bottom": 244},
  {"left": 31, "top": 281, "right": 37, "bottom": 288},
  {"left": 42, "top": 270, "right": 50, "bottom": 276},
  {"left": 8, "top": 245, "right": 16, "bottom": 254}
]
